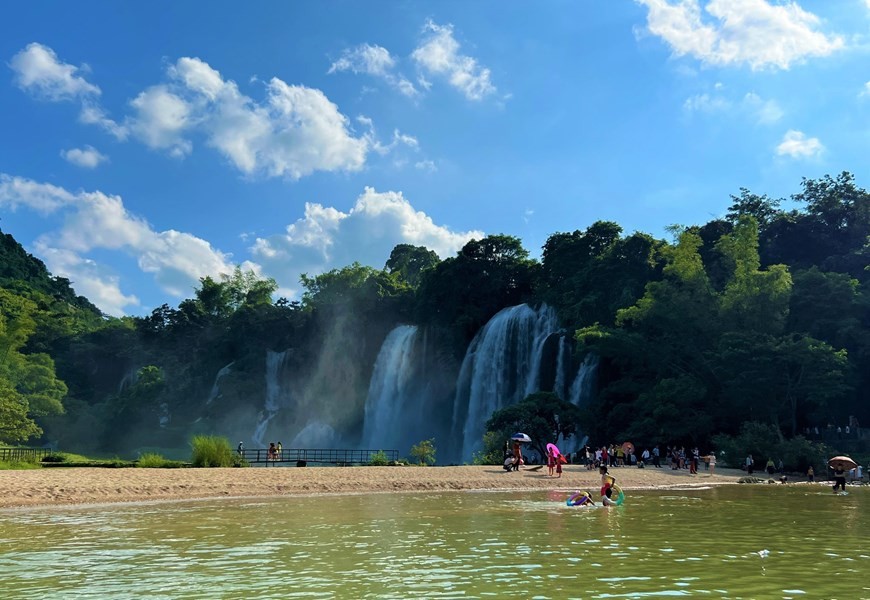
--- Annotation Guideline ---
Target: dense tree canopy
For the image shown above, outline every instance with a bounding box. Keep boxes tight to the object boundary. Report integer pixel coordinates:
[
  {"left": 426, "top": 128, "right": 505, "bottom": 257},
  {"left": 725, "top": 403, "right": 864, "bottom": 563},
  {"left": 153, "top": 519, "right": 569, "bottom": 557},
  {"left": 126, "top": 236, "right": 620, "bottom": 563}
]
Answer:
[{"left": 0, "top": 174, "right": 866, "bottom": 458}]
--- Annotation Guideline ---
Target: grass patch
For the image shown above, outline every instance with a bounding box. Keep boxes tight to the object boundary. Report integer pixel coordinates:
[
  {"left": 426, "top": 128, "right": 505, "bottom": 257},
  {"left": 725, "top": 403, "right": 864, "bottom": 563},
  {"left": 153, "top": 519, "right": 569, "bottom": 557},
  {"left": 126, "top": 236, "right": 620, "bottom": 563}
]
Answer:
[
  {"left": 0, "top": 460, "right": 42, "bottom": 470},
  {"left": 190, "top": 435, "right": 236, "bottom": 467},
  {"left": 136, "top": 453, "right": 186, "bottom": 468}
]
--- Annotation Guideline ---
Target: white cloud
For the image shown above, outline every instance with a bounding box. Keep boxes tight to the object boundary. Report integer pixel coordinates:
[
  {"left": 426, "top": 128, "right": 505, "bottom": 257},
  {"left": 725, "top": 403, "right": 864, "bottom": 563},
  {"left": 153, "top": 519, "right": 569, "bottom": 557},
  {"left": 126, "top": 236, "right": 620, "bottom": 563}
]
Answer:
[
  {"left": 61, "top": 145, "right": 108, "bottom": 168},
  {"left": 742, "top": 92, "right": 783, "bottom": 124},
  {"left": 683, "top": 92, "right": 731, "bottom": 113},
  {"left": 636, "top": 0, "right": 844, "bottom": 70},
  {"left": 861, "top": 81, "right": 870, "bottom": 97},
  {"left": 9, "top": 42, "right": 100, "bottom": 100},
  {"left": 32, "top": 245, "right": 139, "bottom": 317},
  {"left": 251, "top": 187, "right": 483, "bottom": 294},
  {"left": 415, "top": 159, "right": 437, "bottom": 172},
  {"left": 12, "top": 46, "right": 382, "bottom": 179},
  {"left": 128, "top": 85, "right": 194, "bottom": 157},
  {"left": 329, "top": 43, "right": 395, "bottom": 77},
  {"left": 328, "top": 43, "right": 419, "bottom": 98},
  {"left": 0, "top": 174, "right": 241, "bottom": 314},
  {"left": 0, "top": 174, "right": 76, "bottom": 213},
  {"left": 412, "top": 20, "right": 497, "bottom": 100},
  {"left": 775, "top": 129, "right": 824, "bottom": 158},
  {"left": 683, "top": 89, "right": 783, "bottom": 124},
  {"left": 10, "top": 43, "right": 127, "bottom": 142},
  {"left": 126, "top": 57, "right": 371, "bottom": 178},
  {"left": 79, "top": 102, "right": 128, "bottom": 139}
]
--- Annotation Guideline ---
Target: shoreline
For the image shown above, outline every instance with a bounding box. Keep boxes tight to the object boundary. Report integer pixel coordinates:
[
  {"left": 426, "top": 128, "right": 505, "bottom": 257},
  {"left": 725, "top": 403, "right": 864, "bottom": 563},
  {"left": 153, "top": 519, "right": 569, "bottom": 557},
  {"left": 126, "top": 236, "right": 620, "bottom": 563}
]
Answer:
[{"left": 0, "top": 465, "right": 754, "bottom": 510}]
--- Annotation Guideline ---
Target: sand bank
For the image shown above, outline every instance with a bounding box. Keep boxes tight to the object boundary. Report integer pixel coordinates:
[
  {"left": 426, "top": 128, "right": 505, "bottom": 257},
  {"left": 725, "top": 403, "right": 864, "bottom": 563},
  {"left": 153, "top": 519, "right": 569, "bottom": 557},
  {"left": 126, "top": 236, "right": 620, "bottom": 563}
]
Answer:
[{"left": 0, "top": 464, "right": 750, "bottom": 509}]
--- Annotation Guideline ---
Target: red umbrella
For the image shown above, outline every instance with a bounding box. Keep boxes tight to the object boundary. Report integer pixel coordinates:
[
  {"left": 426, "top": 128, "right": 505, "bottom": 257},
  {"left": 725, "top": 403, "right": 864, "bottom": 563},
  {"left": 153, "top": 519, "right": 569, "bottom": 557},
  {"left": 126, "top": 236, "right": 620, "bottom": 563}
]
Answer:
[{"left": 622, "top": 441, "right": 635, "bottom": 455}]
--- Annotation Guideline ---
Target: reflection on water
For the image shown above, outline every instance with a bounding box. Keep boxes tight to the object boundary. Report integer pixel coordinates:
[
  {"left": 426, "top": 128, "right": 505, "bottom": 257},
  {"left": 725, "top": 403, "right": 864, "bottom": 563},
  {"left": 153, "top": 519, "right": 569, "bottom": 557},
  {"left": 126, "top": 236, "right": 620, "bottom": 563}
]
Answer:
[{"left": 0, "top": 485, "right": 868, "bottom": 598}]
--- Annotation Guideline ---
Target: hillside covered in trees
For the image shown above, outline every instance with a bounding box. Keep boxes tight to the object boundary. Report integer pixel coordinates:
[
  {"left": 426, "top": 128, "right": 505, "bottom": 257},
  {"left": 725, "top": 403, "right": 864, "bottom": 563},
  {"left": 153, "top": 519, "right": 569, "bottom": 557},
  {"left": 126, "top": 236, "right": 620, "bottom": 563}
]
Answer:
[{"left": 1, "top": 173, "right": 868, "bottom": 461}]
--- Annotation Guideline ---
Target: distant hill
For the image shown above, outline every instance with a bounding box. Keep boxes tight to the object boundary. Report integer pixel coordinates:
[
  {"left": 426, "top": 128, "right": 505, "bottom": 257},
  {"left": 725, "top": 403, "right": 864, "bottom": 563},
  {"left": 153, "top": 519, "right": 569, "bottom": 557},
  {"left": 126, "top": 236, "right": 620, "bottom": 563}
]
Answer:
[{"left": 0, "top": 228, "right": 102, "bottom": 315}]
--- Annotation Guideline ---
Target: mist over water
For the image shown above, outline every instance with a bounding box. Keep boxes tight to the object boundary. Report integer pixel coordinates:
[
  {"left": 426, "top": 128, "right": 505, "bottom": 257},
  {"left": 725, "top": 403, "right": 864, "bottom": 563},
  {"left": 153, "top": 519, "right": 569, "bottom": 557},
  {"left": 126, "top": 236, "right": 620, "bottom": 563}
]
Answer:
[{"left": 203, "top": 303, "right": 597, "bottom": 461}]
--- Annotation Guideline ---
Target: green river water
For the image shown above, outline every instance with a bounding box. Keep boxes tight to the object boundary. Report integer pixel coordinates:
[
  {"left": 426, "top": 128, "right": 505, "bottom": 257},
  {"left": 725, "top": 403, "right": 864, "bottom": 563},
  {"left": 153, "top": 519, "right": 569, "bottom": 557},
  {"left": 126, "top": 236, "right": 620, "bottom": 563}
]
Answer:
[{"left": 0, "top": 484, "right": 867, "bottom": 599}]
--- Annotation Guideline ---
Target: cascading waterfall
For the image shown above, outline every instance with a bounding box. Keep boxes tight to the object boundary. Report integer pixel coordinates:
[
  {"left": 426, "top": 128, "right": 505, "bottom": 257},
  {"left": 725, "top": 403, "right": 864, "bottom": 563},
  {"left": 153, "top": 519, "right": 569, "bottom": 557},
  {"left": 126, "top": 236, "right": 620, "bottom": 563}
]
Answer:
[
  {"left": 554, "top": 336, "right": 569, "bottom": 400},
  {"left": 452, "top": 304, "right": 561, "bottom": 462},
  {"left": 206, "top": 362, "right": 234, "bottom": 405},
  {"left": 568, "top": 353, "right": 599, "bottom": 406},
  {"left": 252, "top": 350, "right": 290, "bottom": 447},
  {"left": 361, "top": 325, "right": 419, "bottom": 450}
]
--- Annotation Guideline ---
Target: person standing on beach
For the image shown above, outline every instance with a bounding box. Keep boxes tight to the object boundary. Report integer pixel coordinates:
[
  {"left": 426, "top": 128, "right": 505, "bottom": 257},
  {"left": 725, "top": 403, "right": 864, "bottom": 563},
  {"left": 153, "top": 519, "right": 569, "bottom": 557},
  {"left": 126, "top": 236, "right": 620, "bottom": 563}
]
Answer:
[
  {"left": 512, "top": 441, "right": 522, "bottom": 471},
  {"left": 652, "top": 445, "right": 661, "bottom": 468},
  {"left": 547, "top": 447, "right": 556, "bottom": 476},
  {"left": 807, "top": 465, "right": 814, "bottom": 482},
  {"left": 707, "top": 452, "right": 716, "bottom": 476},
  {"left": 746, "top": 454, "right": 754, "bottom": 474}
]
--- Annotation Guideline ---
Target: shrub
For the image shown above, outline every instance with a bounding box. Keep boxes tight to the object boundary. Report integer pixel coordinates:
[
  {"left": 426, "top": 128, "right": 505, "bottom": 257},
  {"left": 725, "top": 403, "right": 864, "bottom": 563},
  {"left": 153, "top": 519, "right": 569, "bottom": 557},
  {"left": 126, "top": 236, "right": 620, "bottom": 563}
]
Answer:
[
  {"left": 473, "top": 431, "right": 505, "bottom": 465},
  {"left": 137, "top": 453, "right": 185, "bottom": 468},
  {"left": 41, "top": 453, "right": 67, "bottom": 463},
  {"left": 190, "top": 435, "right": 235, "bottom": 467},
  {"left": 368, "top": 450, "right": 389, "bottom": 466},
  {"left": 410, "top": 439, "right": 437, "bottom": 466},
  {"left": 712, "top": 422, "right": 829, "bottom": 473}
]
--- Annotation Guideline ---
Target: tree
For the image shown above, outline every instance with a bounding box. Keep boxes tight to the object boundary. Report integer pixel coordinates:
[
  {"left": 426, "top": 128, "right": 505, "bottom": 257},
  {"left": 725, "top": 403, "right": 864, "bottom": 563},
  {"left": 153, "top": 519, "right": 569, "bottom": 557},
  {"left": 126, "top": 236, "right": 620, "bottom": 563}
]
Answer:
[
  {"left": 0, "top": 290, "right": 67, "bottom": 443},
  {"left": 385, "top": 244, "right": 440, "bottom": 288},
  {"left": 409, "top": 438, "right": 437, "bottom": 465},
  {"left": 484, "top": 392, "right": 582, "bottom": 460},
  {"left": 416, "top": 235, "right": 537, "bottom": 347}
]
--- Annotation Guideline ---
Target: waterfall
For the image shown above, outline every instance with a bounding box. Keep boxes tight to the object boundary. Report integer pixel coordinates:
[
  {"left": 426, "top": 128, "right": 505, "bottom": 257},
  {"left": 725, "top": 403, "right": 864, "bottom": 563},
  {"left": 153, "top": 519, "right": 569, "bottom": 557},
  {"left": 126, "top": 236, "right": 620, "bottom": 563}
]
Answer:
[
  {"left": 568, "top": 353, "right": 599, "bottom": 406},
  {"left": 206, "top": 362, "right": 235, "bottom": 405},
  {"left": 452, "top": 304, "right": 561, "bottom": 462},
  {"left": 252, "top": 350, "right": 290, "bottom": 446},
  {"left": 362, "top": 325, "right": 419, "bottom": 450},
  {"left": 554, "top": 336, "right": 569, "bottom": 400}
]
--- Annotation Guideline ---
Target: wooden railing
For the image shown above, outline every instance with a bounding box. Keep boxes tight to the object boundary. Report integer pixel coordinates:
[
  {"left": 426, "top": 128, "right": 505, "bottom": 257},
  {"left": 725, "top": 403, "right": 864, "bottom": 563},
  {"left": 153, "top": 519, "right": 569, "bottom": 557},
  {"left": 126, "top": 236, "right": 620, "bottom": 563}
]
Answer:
[
  {"left": 0, "top": 447, "right": 54, "bottom": 462},
  {"left": 238, "top": 448, "right": 398, "bottom": 466}
]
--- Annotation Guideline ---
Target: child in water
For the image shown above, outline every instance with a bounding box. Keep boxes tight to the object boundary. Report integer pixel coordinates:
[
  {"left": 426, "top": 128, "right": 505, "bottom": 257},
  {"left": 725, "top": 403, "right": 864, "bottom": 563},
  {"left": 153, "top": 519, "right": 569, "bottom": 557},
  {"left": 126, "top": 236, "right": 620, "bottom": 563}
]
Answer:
[{"left": 599, "top": 465, "right": 617, "bottom": 506}]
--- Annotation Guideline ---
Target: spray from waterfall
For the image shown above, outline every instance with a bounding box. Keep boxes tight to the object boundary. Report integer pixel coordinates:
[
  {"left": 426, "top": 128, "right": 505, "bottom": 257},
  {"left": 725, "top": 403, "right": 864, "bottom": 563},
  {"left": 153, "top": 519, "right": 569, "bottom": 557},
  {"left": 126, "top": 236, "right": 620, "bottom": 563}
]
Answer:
[
  {"left": 252, "top": 350, "right": 289, "bottom": 447},
  {"left": 452, "top": 304, "right": 562, "bottom": 462}
]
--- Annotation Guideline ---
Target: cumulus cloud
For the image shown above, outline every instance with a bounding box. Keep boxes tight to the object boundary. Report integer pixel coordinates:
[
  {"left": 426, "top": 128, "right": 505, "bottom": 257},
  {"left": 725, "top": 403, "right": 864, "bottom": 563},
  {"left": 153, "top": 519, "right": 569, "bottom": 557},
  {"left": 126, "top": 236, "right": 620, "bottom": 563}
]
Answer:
[
  {"left": 9, "top": 42, "right": 100, "bottom": 100},
  {"left": 61, "top": 145, "right": 108, "bottom": 168},
  {"left": 128, "top": 85, "right": 194, "bottom": 157},
  {"left": 123, "top": 56, "right": 371, "bottom": 178},
  {"left": 328, "top": 43, "right": 419, "bottom": 98},
  {"left": 636, "top": 0, "right": 844, "bottom": 70},
  {"left": 10, "top": 43, "right": 127, "bottom": 139},
  {"left": 411, "top": 20, "right": 497, "bottom": 100},
  {"left": 0, "top": 174, "right": 240, "bottom": 315},
  {"left": 251, "top": 187, "right": 483, "bottom": 295},
  {"left": 11, "top": 45, "right": 393, "bottom": 179},
  {"left": 775, "top": 129, "right": 824, "bottom": 158}
]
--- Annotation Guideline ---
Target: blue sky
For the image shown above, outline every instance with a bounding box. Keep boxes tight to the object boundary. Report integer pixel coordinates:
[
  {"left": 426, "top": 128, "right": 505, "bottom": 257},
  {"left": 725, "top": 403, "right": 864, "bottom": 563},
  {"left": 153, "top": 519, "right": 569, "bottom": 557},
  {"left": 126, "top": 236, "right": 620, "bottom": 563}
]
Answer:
[{"left": 1, "top": 1, "right": 868, "bottom": 316}]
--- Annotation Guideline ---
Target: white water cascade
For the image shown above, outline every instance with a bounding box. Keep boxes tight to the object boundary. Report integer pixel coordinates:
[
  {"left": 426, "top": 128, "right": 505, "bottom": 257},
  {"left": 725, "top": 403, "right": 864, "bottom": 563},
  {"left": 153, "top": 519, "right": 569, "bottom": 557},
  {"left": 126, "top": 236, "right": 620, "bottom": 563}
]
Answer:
[
  {"left": 361, "top": 325, "right": 420, "bottom": 450},
  {"left": 452, "top": 304, "right": 561, "bottom": 462},
  {"left": 206, "top": 362, "right": 235, "bottom": 405},
  {"left": 568, "top": 353, "right": 599, "bottom": 406},
  {"left": 252, "top": 350, "right": 290, "bottom": 447}
]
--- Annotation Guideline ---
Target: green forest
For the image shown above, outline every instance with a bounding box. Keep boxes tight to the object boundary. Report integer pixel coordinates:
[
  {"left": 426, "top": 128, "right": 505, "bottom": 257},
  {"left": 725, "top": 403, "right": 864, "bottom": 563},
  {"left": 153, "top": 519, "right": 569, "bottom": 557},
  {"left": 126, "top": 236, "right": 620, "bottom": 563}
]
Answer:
[{"left": 1, "top": 172, "right": 868, "bottom": 463}]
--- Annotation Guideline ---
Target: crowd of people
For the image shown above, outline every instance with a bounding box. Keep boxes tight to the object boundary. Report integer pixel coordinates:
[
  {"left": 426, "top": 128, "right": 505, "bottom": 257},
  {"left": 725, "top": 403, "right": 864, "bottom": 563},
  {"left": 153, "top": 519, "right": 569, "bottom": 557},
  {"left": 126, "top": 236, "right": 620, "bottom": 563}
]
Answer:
[{"left": 576, "top": 444, "right": 717, "bottom": 475}]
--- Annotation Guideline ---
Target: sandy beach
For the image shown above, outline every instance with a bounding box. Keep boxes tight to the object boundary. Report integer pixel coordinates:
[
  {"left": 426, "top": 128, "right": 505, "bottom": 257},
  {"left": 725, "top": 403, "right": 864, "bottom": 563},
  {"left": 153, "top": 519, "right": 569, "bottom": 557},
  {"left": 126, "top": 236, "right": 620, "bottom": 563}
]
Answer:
[{"left": 0, "top": 464, "right": 749, "bottom": 509}]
